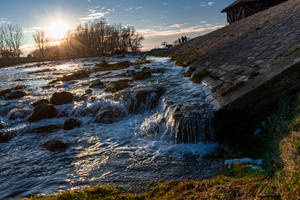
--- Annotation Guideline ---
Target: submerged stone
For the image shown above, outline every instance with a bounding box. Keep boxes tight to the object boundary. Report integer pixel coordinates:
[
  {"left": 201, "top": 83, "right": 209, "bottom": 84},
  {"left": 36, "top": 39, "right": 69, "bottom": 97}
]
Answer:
[
  {"left": 64, "top": 118, "right": 81, "bottom": 130},
  {"left": 31, "top": 124, "right": 61, "bottom": 133},
  {"left": 43, "top": 139, "right": 67, "bottom": 152},
  {"left": 8, "top": 108, "right": 31, "bottom": 120},
  {"left": 0, "top": 131, "right": 15, "bottom": 143},
  {"left": 95, "top": 106, "right": 127, "bottom": 124}
]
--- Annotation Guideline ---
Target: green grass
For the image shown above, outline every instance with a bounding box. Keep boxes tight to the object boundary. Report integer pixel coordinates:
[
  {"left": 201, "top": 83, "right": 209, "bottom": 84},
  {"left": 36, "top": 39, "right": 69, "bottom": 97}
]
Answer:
[
  {"left": 284, "top": 46, "right": 300, "bottom": 57},
  {"left": 23, "top": 94, "right": 300, "bottom": 200},
  {"left": 248, "top": 71, "right": 260, "bottom": 79},
  {"left": 190, "top": 69, "right": 209, "bottom": 83}
]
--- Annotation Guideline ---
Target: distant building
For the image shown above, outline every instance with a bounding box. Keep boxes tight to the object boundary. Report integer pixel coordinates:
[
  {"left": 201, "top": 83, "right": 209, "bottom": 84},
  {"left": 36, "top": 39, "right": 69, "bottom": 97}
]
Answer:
[{"left": 221, "top": 0, "right": 288, "bottom": 24}]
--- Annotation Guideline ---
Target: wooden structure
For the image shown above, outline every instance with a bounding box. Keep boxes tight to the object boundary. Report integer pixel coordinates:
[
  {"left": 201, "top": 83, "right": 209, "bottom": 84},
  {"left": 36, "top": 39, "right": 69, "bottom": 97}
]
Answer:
[{"left": 221, "top": 0, "right": 287, "bottom": 24}]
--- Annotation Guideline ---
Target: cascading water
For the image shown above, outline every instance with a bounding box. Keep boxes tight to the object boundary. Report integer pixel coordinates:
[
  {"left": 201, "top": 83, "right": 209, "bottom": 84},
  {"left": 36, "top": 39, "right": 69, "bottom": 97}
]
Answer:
[{"left": 0, "top": 56, "right": 221, "bottom": 199}]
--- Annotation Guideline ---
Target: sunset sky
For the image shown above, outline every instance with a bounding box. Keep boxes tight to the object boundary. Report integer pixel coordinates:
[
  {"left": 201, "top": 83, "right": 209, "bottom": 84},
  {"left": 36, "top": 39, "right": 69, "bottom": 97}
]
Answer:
[{"left": 0, "top": 0, "right": 233, "bottom": 53}]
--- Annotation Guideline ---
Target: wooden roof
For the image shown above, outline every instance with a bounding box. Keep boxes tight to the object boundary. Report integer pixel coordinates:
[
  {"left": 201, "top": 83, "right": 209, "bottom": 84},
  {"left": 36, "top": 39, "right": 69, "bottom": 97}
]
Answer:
[{"left": 221, "top": 0, "right": 260, "bottom": 12}]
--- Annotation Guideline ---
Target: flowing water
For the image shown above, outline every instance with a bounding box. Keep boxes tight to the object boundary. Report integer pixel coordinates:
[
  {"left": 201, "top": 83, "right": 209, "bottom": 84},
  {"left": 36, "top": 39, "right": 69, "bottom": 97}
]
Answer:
[{"left": 0, "top": 56, "right": 221, "bottom": 199}]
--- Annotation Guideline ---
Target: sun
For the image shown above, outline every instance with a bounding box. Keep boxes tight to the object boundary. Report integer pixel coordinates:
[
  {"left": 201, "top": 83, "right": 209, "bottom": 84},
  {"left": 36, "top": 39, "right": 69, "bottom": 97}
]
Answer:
[{"left": 48, "top": 21, "right": 70, "bottom": 40}]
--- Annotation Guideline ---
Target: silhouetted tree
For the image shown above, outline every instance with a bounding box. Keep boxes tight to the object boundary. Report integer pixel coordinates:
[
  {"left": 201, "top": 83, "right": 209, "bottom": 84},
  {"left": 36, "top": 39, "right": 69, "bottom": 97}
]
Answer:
[
  {"left": 33, "top": 30, "right": 48, "bottom": 58},
  {"left": 0, "top": 24, "right": 23, "bottom": 58},
  {"left": 30, "top": 19, "right": 144, "bottom": 59}
]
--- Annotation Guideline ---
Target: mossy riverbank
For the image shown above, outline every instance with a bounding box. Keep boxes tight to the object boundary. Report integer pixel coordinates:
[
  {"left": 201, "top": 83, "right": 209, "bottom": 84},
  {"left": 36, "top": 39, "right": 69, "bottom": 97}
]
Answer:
[{"left": 23, "top": 94, "right": 300, "bottom": 200}]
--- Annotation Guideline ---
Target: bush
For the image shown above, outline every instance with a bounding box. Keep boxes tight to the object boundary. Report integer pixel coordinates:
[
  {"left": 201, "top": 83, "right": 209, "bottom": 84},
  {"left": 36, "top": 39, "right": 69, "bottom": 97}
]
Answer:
[
  {"left": 248, "top": 71, "right": 260, "bottom": 79},
  {"left": 190, "top": 69, "right": 209, "bottom": 83}
]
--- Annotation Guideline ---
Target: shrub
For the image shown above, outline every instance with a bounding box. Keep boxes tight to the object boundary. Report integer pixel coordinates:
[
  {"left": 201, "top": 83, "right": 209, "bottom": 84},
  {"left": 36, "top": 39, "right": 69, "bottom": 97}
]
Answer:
[
  {"left": 248, "top": 71, "right": 260, "bottom": 79},
  {"left": 190, "top": 69, "right": 209, "bottom": 83}
]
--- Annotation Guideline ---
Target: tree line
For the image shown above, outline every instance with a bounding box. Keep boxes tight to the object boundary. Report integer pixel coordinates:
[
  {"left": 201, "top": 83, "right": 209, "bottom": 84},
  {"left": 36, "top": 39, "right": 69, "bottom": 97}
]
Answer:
[
  {"left": 0, "top": 19, "right": 144, "bottom": 60},
  {"left": 32, "top": 20, "right": 144, "bottom": 59}
]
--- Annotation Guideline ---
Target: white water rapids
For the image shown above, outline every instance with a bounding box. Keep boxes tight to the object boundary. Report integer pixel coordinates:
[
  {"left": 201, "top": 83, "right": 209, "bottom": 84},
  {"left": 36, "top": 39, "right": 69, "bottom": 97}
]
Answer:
[{"left": 0, "top": 56, "right": 221, "bottom": 199}]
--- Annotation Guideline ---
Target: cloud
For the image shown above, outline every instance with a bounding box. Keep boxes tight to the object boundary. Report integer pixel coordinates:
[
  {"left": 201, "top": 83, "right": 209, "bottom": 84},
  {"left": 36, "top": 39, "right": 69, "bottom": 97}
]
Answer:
[
  {"left": 80, "top": 7, "right": 110, "bottom": 23},
  {"left": 23, "top": 26, "right": 49, "bottom": 33},
  {"left": 0, "top": 18, "right": 11, "bottom": 24},
  {"left": 124, "top": 6, "right": 143, "bottom": 12},
  {"left": 169, "top": 24, "right": 183, "bottom": 28},
  {"left": 138, "top": 24, "right": 223, "bottom": 38},
  {"left": 200, "top": 1, "right": 215, "bottom": 7}
]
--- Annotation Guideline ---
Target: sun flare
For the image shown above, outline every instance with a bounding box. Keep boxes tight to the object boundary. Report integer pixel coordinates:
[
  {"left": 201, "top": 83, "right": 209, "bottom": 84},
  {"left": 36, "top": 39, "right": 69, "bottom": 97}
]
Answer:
[{"left": 48, "top": 21, "right": 70, "bottom": 40}]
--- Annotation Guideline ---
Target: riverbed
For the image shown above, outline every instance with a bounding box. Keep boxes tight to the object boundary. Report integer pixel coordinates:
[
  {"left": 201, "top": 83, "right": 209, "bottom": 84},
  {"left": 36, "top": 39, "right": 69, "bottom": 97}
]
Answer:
[{"left": 0, "top": 56, "right": 222, "bottom": 199}]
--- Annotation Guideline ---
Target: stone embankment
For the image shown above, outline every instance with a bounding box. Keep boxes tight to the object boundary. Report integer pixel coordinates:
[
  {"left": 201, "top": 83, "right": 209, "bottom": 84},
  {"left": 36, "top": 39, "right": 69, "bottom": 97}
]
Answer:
[{"left": 164, "top": 0, "right": 300, "bottom": 140}]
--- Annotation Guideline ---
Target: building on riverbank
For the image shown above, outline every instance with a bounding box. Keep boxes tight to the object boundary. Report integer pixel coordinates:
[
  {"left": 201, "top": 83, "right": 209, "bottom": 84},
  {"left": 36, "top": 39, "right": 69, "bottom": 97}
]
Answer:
[{"left": 222, "top": 0, "right": 287, "bottom": 24}]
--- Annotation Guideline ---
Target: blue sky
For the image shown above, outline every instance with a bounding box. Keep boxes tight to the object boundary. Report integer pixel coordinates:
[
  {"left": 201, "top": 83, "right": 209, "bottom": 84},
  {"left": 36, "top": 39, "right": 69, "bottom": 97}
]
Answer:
[{"left": 0, "top": 0, "right": 233, "bottom": 53}]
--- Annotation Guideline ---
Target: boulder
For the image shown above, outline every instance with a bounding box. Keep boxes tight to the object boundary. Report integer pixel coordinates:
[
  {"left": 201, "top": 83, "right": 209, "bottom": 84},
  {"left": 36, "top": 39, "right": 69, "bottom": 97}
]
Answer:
[
  {"left": 50, "top": 92, "right": 74, "bottom": 105},
  {"left": 85, "top": 89, "right": 93, "bottom": 94},
  {"left": 31, "top": 99, "right": 49, "bottom": 107},
  {"left": 27, "top": 103, "right": 57, "bottom": 122},
  {"left": 43, "top": 139, "right": 67, "bottom": 152},
  {"left": 31, "top": 124, "right": 61, "bottom": 133},
  {"left": 64, "top": 118, "right": 81, "bottom": 130},
  {"left": 0, "top": 131, "right": 15, "bottom": 143},
  {"left": 131, "top": 68, "right": 152, "bottom": 80},
  {"left": 118, "top": 86, "right": 165, "bottom": 114},
  {"left": 89, "top": 79, "right": 104, "bottom": 88},
  {"left": 5, "top": 91, "right": 27, "bottom": 100},
  {"left": 95, "top": 106, "right": 126, "bottom": 124},
  {"left": 104, "top": 80, "right": 130, "bottom": 93}
]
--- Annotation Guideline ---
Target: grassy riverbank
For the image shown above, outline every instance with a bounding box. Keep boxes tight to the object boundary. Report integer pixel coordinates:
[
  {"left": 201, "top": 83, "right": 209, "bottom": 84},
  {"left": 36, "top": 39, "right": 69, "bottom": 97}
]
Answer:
[{"left": 24, "top": 94, "right": 300, "bottom": 200}]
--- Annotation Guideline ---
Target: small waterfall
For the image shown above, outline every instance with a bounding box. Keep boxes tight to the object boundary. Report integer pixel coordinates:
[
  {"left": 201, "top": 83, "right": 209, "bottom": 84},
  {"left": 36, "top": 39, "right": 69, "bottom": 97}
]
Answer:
[
  {"left": 172, "top": 112, "right": 215, "bottom": 143},
  {"left": 165, "top": 105, "right": 216, "bottom": 144}
]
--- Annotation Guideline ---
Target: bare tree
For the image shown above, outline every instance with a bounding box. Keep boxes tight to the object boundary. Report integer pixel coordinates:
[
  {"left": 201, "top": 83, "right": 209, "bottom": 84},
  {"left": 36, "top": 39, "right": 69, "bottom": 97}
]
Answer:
[
  {"left": 0, "top": 29, "right": 5, "bottom": 57},
  {"left": 33, "top": 30, "right": 48, "bottom": 58},
  {"left": 1, "top": 24, "right": 24, "bottom": 58}
]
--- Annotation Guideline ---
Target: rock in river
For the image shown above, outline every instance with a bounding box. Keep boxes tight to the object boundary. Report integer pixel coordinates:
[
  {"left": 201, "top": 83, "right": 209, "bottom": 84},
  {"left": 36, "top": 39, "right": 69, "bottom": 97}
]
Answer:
[
  {"left": 27, "top": 103, "right": 57, "bottom": 122},
  {"left": 31, "top": 124, "right": 61, "bottom": 133},
  {"left": 0, "top": 131, "right": 15, "bottom": 143},
  {"left": 118, "top": 85, "right": 165, "bottom": 114},
  {"left": 5, "top": 91, "right": 27, "bottom": 100},
  {"left": 9, "top": 108, "right": 31, "bottom": 120},
  {"left": 31, "top": 99, "right": 49, "bottom": 107},
  {"left": 43, "top": 139, "right": 67, "bottom": 152},
  {"left": 64, "top": 118, "right": 81, "bottom": 130},
  {"left": 95, "top": 106, "right": 127, "bottom": 124},
  {"left": 104, "top": 80, "right": 130, "bottom": 93},
  {"left": 89, "top": 79, "right": 104, "bottom": 88},
  {"left": 50, "top": 92, "right": 74, "bottom": 105}
]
